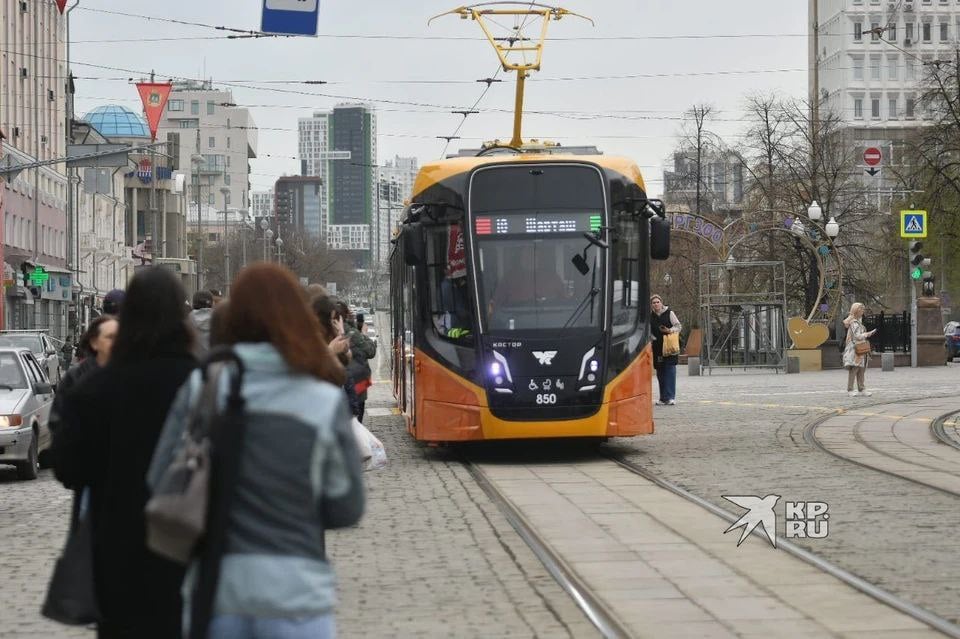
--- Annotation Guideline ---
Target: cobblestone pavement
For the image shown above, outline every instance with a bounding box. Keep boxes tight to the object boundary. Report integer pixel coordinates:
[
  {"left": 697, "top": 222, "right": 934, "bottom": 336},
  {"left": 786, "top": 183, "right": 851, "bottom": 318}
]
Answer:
[
  {"left": 616, "top": 364, "right": 960, "bottom": 625},
  {"left": 327, "top": 393, "right": 599, "bottom": 636},
  {"left": 0, "top": 466, "right": 92, "bottom": 638}
]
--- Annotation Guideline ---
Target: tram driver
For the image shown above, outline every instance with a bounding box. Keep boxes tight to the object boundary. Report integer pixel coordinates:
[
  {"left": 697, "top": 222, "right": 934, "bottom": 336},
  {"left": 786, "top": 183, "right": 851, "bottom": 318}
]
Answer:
[{"left": 488, "top": 250, "right": 568, "bottom": 323}]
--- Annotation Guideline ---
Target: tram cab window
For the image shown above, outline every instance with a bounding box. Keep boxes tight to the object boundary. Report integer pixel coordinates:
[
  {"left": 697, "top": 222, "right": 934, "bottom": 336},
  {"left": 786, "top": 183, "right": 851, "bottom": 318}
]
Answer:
[
  {"left": 478, "top": 236, "right": 599, "bottom": 331},
  {"left": 611, "top": 214, "right": 642, "bottom": 337},
  {"left": 426, "top": 224, "right": 474, "bottom": 341}
]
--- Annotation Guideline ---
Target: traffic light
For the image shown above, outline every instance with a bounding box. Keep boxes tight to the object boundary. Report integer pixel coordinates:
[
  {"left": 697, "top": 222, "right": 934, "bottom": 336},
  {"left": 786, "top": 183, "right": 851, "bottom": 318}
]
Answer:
[{"left": 908, "top": 240, "right": 924, "bottom": 280}]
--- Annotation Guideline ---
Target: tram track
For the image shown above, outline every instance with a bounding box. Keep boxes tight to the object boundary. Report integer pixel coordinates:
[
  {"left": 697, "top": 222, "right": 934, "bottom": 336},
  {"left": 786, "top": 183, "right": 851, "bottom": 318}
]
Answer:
[
  {"left": 463, "top": 441, "right": 960, "bottom": 639},
  {"left": 461, "top": 458, "right": 633, "bottom": 639},
  {"left": 603, "top": 452, "right": 960, "bottom": 639},
  {"left": 931, "top": 410, "right": 960, "bottom": 451},
  {"left": 804, "top": 404, "right": 960, "bottom": 499}
]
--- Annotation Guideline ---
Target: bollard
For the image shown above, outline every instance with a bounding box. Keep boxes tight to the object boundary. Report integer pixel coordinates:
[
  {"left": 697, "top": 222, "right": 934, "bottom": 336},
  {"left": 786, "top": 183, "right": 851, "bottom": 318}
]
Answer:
[
  {"left": 688, "top": 356, "right": 700, "bottom": 376},
  {"left": 881, "top": 352, "right": 895, "bottom": 372},
  {"left": 786, "top": 357, "right": 800, "bottom": 374}
]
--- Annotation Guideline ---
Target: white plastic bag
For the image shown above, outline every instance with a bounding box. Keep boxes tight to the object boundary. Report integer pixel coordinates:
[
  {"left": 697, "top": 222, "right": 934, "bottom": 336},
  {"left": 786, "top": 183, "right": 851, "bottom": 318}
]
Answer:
[
  {"left": 367, "top": 435, "right": 387, "bottom": 471},
  {"left": 351, "top": 417, "right": 387, "bottom": 471},
  {"left": 351, "top": 417, "right": 373, "bottom": 463}
]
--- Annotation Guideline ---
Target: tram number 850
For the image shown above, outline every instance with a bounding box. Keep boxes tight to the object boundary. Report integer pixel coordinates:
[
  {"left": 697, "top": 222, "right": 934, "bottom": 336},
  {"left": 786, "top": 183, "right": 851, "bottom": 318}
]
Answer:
[{"left": 535, "top": 393, "right": 558, "bottom": 405}]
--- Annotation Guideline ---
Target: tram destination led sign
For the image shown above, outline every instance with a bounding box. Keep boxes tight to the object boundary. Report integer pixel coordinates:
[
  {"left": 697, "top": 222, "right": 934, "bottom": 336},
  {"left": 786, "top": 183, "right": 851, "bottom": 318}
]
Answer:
[{"left": 475, "top": 212, "right": 602, "bottom": 236}]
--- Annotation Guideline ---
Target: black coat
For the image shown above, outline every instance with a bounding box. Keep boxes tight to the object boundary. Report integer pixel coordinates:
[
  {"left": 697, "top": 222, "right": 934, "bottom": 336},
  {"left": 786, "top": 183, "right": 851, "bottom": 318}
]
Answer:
[
  {"left": 51, "top": 354, "right": 196, "bottom": 639},
  {"left": 651, "top": 307, "right": 680, "bottom": 368}
]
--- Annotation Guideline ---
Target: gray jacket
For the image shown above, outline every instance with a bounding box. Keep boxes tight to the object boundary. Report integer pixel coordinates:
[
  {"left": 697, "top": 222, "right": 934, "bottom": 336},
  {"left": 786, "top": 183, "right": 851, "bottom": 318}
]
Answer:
[{"left": 148, "top": 342, "right": 365, "bottom": 619}]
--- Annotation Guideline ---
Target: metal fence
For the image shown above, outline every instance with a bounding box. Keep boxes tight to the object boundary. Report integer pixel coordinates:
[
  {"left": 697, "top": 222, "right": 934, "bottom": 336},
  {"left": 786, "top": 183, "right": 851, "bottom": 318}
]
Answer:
[{"left": 862, "top": 311, "right": 910, "bottom": 352}]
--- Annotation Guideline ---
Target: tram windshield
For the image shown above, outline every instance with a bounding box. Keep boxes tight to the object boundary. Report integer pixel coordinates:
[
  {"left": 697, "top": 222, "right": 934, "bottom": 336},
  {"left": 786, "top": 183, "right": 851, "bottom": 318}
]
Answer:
[
  {"left": 474, "top": 211, "right": 604, "bottom": 331},
  {"left": 469, "top": 163, "right": 608, "bottom": 332}
]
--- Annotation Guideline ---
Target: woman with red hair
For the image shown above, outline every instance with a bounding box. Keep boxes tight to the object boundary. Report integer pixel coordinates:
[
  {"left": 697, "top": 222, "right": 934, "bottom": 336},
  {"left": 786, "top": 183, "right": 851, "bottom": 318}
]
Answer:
[{"left": 150, "top": 263, "right": 364, "bottom": 639}]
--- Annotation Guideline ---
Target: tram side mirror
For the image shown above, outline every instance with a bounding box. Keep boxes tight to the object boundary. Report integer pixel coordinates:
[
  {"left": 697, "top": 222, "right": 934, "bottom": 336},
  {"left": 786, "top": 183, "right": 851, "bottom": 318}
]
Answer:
[
  {"left": 650, "top": 216, "right": 670, "bottom": 261},
  {"left": 403, "top": 223, "right": 425, "bottom": 266},
  {"left": 572, "top": 253, "right": 590, "bottom": 276}
]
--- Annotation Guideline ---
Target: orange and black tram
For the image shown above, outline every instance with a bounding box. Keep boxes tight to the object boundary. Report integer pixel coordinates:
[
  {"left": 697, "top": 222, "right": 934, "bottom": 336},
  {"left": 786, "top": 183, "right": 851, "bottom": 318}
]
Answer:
[{"left": 390, "top": 150, "right": 670, "bottom": 443}]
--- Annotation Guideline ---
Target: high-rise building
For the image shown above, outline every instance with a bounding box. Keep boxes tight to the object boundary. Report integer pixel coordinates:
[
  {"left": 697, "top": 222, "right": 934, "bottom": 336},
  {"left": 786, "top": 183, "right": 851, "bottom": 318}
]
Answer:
[
  {"left": 0, "top": 1, "right": 69, "bottom": 334},
  {"left": 298, "top": 103, "right": 377, "bottom": 258},
  {"left": 251, "top": 189, "right": 274, "bottom": 220},
  {"left": 813, "top": 0, "right": 960, "bottom": 132},
  {"left": 275, "top": 176, "right": 324, "bottom": 238},
  {"left": 158, "top": 80, "right": 258, "bottom": 219}
]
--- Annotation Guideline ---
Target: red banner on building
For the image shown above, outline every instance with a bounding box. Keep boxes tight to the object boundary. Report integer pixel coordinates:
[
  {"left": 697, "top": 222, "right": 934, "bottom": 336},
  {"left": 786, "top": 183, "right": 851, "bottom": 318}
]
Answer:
[
  {"left": 56, "top": 0, "right": 67, "bottom": 14},
  {"left": 135, "top": 82, "right": 173, "bottom": 141}
]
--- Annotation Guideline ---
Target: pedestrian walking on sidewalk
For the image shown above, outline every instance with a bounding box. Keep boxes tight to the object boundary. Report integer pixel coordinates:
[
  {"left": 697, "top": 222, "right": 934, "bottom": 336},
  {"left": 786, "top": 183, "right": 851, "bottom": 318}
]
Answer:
[
  {"left": 651, "top": 294, "right": 682, "bottom": 405},
  {"left": 150, "top": 263, "right": 364, "bottom": 639},
  {"left": 843, "top": 302, "right": 877, "bottom": 397},
  {"left": 51, "top": 266, "right": 196, "bottom": 639}
]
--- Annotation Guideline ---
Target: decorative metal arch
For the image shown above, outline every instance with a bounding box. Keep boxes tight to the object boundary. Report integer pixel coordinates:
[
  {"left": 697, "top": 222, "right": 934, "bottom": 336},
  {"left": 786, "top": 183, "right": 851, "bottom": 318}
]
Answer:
[{"left": 666, "top": 210, "right": 843, "bottom": 326}]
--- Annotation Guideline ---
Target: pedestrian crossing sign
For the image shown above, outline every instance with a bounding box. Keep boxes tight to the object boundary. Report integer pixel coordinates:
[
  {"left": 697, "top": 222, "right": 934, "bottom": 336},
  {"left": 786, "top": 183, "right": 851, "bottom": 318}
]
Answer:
[{"left": 900, "top": 210, "right": 927, "bottom": 238}]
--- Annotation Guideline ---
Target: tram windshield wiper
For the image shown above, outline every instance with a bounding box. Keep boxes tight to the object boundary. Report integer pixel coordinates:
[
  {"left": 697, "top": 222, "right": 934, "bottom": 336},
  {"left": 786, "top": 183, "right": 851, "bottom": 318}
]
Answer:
[{"left": 562, "top": 287, "right": 600, "bottom": 329}]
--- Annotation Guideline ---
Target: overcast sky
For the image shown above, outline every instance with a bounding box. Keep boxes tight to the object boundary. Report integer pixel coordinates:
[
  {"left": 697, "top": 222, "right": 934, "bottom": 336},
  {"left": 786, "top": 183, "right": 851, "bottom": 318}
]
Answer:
[{"left": 70, "top": 0, "right": 808, "bottom": 197}]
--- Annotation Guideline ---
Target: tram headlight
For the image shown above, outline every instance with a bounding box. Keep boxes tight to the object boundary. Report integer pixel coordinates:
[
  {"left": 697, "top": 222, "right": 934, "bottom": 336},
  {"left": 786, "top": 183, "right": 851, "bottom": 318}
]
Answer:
[
  {"left": 491, "top": 351, "right": 513, "bottom": 389},
  {"left": 578, "top": 347, "right": 600, "bottom": 391}
]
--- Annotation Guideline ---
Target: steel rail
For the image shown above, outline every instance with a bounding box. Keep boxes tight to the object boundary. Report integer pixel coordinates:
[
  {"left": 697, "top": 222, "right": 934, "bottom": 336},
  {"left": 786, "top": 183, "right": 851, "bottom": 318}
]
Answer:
[
  {"left": 804, "top": 406, "right": 960, "bottom": 499},
  {"left": 605, "top": 453, "right": 960, "bottom": 639},
  {"left": 931, "top": 410, "right": 960, "bottom": 451},
  {"left": 462, "top": 459, "right": 634, "bottom": 639}
]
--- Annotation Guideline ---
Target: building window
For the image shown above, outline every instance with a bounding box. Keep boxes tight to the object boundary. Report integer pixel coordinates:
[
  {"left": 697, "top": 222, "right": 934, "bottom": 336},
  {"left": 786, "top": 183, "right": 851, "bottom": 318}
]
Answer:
[
  {"left": 179, "top": 119, "right": 199, "bottom": 129},
  {"left": 168, "top": 99, "right": 184, "bottom": 112},
  {"left": 871, "top": 22, "right": 881, "bottom": 40},
  {"left": 208, "top": 193, "right": 215, "bottom": 205},
  {"left": 922, "top": 22, "right": 931, "bottom": 41},
  {"left": 887, "top": 24, "right": 897, "bottom": 41},
  {"left": 854, "top": 22, "right": 863, "bottom": 41},
  {"left": 224, "top": 192, "right": 231, "bottom": 205},
  {"left": 854, "top": 98, "right": 864, "bottom": 119},
  {"left": 854, "top": 57, "right": 865, "bottom": 80},
  {"left": 190, "top": 100, "right": 200, "bottom": 115},
  {"left": 907, "top": 58, "right": 917, "bottom": 79},
  {"left": 888, "top": 57, "right": 899, "bottom": 80},
  {"left": 906, "top": 23, "right": 914, "bottom": 42},
  {"left": 207, "top": 101, "right": 215, "bottom": 115},
  {"left": 224, "top": 173, "right": 231, "bottom": 186},
  {"left": 870, "top": 57, "right": 881, "bottom": 80},
  {"left": 940, "top": 22, "right": 949, "bottom": 41},
  {"left": 871, "top": 98, "right": 880, "bottom": 118},
  {"left": 889, "top": 97, "right": 898, "bottom": 118},
  {"left": 208, "top": 136, "right": 215, "bottom": 149},
  {"left": 906, "top": 97, "right": 916, "bottom": 118},
  {"left": 226, "top": 137, "right": 231, "bottom": 149}
]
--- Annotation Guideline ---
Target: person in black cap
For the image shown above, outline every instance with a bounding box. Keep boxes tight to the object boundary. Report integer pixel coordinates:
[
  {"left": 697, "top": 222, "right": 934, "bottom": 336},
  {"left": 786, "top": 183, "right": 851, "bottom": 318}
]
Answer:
[{"left": 103, "top": 289, "right": 125, "bottom": 315}]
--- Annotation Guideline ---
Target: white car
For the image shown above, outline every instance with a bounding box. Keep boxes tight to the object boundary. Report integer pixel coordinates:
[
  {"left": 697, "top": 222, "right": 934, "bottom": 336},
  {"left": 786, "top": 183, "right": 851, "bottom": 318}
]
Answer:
[
  {"left": 0, "top": 348, "right": 56, "bottom": 480},
  {"left": 0, "top": 331, "right": 63, "bottom": 384}
]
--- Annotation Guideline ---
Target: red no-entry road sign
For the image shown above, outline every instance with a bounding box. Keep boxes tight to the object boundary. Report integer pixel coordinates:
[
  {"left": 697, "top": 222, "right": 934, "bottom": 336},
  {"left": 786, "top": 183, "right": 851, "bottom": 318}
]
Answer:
[{"left": 863, "top": 147, "right": 882, "bottom": 166}]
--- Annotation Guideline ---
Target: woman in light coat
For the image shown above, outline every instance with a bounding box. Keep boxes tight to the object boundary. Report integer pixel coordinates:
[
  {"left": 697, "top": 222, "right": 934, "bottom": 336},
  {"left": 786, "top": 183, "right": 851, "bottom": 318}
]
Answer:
[{"left": 842, "top": 302, "right": 877, "bottom": 397}]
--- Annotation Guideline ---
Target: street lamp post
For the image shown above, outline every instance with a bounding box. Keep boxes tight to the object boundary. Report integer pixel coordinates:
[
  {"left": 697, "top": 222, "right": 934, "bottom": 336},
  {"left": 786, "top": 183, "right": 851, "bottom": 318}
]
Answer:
[
  {"left": 220, "top": 187, "right": 231, "bottom": 295},
  {"left": 190, "top": 154, "right": 205, "bottom": 291},
  {"left": 275, "top": 237, "right": 284, "bottom": 265},
  {"left": 264, "top": 228, "right": 274, "bottom": 263}
]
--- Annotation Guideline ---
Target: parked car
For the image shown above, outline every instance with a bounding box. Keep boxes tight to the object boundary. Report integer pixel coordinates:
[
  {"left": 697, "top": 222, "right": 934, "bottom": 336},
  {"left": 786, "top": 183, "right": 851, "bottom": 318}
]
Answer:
[
  {"left": 945, "top": 322, "right": 960, "bottom": 361},
  {"left": 0, "top": 331, "right": 62, "bottom": 384},
  {"left": 0, "top": 348, "right": 56, "bottom": 480}
]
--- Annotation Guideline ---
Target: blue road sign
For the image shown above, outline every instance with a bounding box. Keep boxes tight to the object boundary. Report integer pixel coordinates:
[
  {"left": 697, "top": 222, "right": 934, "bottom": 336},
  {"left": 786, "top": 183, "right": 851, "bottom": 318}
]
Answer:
[
  {"left": 262, "top": 0, "right": 319, "bottom": 36},
  {"left": 900, "top": 210, "right": 927, "bottom": 238}
]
